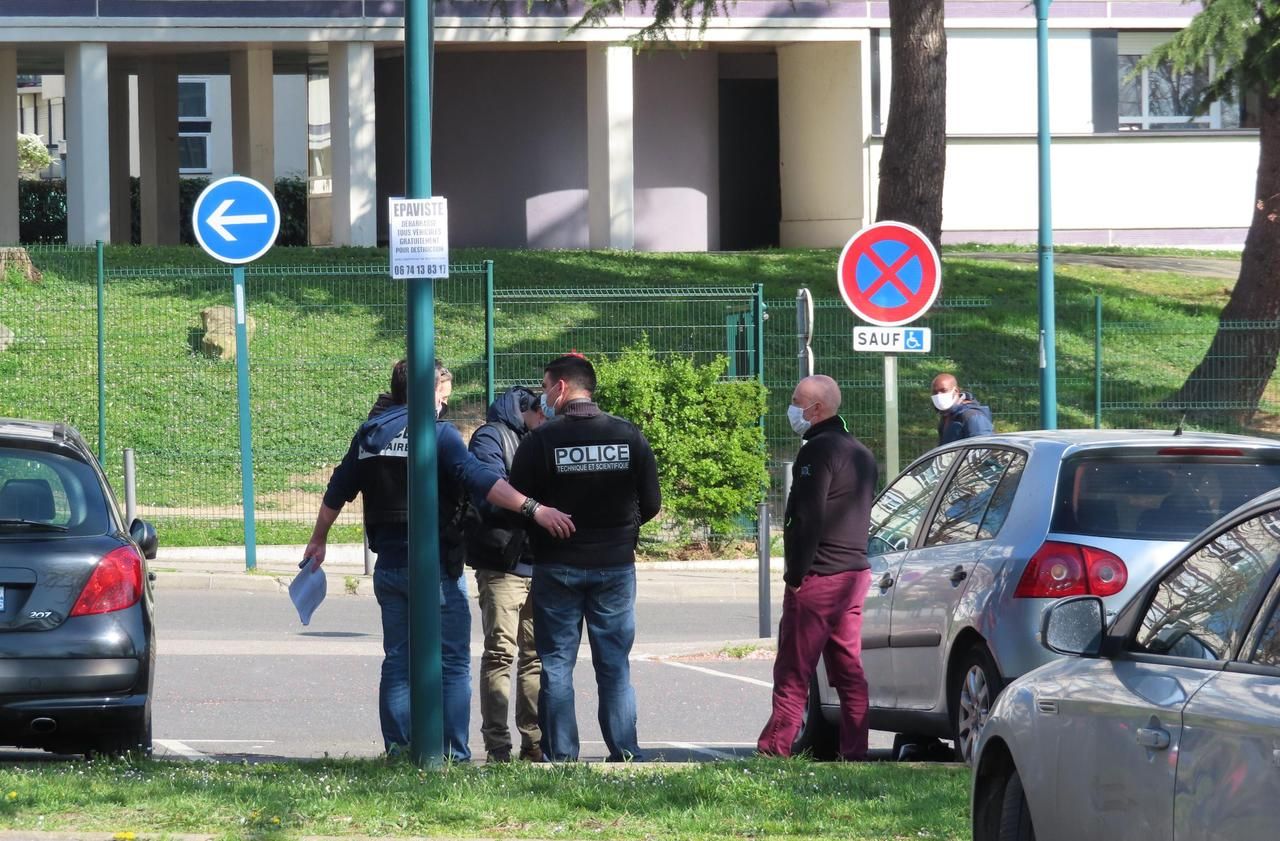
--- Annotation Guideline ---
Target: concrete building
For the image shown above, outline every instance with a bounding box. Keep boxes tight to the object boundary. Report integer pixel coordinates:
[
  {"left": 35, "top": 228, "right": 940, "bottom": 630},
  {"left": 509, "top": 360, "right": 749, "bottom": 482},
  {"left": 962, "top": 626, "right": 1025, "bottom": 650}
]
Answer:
[{"left": 2, "top": 1, "right": 1257, "bottom": 250}]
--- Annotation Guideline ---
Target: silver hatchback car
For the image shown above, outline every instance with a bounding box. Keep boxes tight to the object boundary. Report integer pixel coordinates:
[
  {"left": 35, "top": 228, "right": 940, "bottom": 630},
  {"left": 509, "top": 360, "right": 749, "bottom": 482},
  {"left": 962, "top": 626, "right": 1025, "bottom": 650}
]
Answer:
[
  {"left": 796, "top": 430, "right": 1280, "bottom": 763},
  {"left": 973, "top": 486, "right": 1280, "bottom": 841}
]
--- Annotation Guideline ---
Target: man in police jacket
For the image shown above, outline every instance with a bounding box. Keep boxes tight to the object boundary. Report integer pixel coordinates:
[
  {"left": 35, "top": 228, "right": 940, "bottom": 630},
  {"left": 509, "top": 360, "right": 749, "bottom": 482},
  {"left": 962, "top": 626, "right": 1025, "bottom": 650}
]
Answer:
[
  {"left": 304, "top": 360, "right": 573, "bottom": 761},
  {"left": 757, "top": 374, "right": 877, "bottom": 761},
  {"left": 508, "top": 354, "right": 661, "bottom": 762}
]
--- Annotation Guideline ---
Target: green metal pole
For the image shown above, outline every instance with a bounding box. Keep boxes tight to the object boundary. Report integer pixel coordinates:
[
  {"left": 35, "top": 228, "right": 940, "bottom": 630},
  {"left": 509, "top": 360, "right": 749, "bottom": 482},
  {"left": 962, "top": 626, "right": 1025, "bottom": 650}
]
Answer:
[
  {"left": 1094, "top": 295, "right": 1102, "bottom": 429},
  {"left": 485, "top": 260, "right": 495, "bottom": 406},
  {"left": 232, "top": 266, "right": 257, "bottom": 570},
  {"left": 1036, "top": 0, "right": 1057, "bottom": 430},
  {"left": 405, "top": 0, "right": 444, "bottom": 768},
  {"left": 95, "top": 240, "right": 106, "bottom": 463}
]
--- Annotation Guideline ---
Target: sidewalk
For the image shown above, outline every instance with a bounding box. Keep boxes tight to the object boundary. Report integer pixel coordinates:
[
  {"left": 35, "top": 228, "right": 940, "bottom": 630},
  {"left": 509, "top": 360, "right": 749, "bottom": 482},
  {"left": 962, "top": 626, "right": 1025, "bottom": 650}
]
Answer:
[{"left": 152, "top": 543, "right": 785, "bottom": 600}]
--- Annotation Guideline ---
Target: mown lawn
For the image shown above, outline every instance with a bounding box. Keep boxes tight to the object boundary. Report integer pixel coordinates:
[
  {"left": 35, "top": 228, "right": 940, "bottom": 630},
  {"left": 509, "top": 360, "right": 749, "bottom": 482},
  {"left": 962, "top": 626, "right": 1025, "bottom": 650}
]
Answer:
[
  {"left": 0, "top": 756, "right": 970, "bottom": 840},
  {"left": 1, "top": 244, "right": 1260, "bottom": 546}
]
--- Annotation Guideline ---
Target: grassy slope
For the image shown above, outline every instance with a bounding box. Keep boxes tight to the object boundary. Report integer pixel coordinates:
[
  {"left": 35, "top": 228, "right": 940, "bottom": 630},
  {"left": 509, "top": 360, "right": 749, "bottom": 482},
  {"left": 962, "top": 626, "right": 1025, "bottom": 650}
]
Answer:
[{"left": 2, "top": 245, "right": 1250, "bottom": 545}]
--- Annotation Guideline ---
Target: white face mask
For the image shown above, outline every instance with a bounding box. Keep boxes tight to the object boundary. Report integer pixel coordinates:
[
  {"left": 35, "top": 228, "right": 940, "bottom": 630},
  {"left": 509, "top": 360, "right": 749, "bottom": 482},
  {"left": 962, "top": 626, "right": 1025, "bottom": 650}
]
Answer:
[
  {"left": 787, "top": 404, "right": 812, "bottom": 435},
  {"left": 932, "top": 391, "right": 957, "bottom": 412}
]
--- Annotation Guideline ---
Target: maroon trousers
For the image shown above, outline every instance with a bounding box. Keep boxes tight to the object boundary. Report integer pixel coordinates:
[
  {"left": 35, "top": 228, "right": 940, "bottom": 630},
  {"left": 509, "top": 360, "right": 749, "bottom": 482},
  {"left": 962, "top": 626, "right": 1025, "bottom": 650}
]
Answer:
[{"left": 757, "top": 567, "right": 872, "bottom": 760}]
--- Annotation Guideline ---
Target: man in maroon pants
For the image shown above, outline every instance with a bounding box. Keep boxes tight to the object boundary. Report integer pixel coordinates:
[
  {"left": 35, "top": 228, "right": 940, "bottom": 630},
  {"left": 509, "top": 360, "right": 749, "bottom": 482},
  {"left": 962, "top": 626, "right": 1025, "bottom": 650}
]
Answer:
[{"left": 757, "top": 374, "right": 877, "bottom": 761}]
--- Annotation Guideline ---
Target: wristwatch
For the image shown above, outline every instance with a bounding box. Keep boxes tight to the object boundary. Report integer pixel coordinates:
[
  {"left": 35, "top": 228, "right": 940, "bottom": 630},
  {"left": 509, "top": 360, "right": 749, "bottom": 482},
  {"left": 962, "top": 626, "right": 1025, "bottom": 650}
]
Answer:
[{"left": 520, "top": 498, "right": 541, "bottom": 519}]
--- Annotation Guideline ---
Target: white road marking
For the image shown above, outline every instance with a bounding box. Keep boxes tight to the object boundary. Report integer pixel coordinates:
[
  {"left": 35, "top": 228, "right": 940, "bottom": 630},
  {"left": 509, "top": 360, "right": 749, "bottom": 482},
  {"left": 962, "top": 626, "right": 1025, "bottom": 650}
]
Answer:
[
  {"left": 659, "top": 741, "right": 740, "bottom": 760},
  {"left": 180, "top": 739, "right": 276, "bottom": 744},
  {"left": 656, "top": 659, "right": 774, "bottom": 689},
  {"left": 154, "top": 739, "right": 213, "bottom": 761}
]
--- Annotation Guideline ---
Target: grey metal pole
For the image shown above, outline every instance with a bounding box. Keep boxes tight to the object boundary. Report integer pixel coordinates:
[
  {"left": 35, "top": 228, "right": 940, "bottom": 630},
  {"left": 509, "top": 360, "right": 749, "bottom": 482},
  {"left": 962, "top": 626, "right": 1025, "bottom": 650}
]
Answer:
[
  {"left": 363, "top": 528, "right": 375, "bottom": 576},
  {"left": 797, "top": 287, "right": 814, "bottom": 379},
  {"left": 123, "top": 447, "right": 136, "bottom": 525},
  {"left": 884, "top": 354, "right": 900, "bottom": 478},
  {"left": 757, "top": 502, "right": 771, "bottom": 638}
]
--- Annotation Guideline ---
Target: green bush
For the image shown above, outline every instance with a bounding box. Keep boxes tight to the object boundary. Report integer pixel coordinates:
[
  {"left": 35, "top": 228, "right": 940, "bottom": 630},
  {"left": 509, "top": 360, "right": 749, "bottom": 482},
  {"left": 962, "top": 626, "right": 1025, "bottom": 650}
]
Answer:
[
  {"left": 18, "top": 176, "right": 309, "bottom": 246},
  {"left": 17, "top": 180, "right": 67, "bottom": 243},
  {"left": 594, "top": 338, "right": 768, "bottom": 540}
]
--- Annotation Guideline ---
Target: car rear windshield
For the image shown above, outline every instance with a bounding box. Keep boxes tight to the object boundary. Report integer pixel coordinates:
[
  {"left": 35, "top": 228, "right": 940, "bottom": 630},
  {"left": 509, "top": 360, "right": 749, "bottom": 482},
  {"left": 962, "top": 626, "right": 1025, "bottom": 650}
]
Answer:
[
  {"left": 1051, "top": 452, "right": 1280, "bottom": 541},
  {"left": 0, "top": 446, "right": 112, "bottom": 537}
]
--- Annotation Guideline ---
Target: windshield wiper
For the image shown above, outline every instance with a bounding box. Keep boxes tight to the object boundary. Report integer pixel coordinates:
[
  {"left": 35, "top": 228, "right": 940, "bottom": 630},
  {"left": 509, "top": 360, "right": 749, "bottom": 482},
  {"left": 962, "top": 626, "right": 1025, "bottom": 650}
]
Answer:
[{"left": 0, "top": 519, "right": 69, "bottom": 532}]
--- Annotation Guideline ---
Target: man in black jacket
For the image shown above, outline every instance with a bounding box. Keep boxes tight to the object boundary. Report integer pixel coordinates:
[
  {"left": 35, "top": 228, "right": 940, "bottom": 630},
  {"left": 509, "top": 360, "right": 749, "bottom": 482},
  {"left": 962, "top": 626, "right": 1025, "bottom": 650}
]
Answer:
[
  {"left": 758, "top": 374, "right": 877, "bottom": 761},
  {"left": 467, "top": 385, "right": 546, "bottom": 763},
  {"left": 508, "top": 354, "right": 661, "bottom": 762},
  {"left": 305, "top": 361, "right": 573, "bottom": 760}
]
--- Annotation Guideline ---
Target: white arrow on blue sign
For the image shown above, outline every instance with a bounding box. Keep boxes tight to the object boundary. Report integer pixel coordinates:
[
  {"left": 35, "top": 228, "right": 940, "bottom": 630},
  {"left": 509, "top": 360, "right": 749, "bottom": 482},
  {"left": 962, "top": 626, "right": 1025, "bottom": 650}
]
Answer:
[{"left": 192, "top": 175, "right": 281, "bottom": 265}]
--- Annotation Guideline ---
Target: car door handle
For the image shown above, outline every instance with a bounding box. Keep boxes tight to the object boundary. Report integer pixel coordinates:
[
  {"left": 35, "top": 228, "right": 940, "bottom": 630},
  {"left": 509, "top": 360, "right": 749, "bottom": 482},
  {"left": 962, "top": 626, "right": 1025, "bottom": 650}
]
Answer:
[
  {"left": 879, "top": 573, "right": 894, "bottom": 589},
  {"left": 1136, "top": 727, "right": 1171, "bottom": 751},
  {"left": 949, "top": 565, "right": 967, "bottom": 584}
]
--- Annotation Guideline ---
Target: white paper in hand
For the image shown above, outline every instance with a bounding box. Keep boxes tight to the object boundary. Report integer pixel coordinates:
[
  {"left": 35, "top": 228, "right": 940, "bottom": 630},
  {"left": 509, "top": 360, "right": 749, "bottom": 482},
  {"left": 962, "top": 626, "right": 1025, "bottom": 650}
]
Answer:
[{"left": 289, "top": 558, "right": 327, "bottom": 626}]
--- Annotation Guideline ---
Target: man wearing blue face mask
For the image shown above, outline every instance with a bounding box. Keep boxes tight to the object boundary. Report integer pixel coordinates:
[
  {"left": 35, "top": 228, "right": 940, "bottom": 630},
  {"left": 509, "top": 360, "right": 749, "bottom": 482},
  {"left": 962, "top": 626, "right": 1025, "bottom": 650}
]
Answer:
[{"left": 759, "top": 374, "right": 877, "bottom": 761}]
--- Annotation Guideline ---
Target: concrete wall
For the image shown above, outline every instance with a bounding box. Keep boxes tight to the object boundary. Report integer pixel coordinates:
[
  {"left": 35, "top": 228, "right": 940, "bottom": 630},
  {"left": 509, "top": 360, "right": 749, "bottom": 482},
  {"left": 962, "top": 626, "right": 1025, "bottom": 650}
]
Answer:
[
  {"left": 778, "top": 41, "right": 866, "bottom": 248},
  {"left": 433, "top": 50, "right": 589, "bottom": 249},
  {"left": 867, "top": 133, "right": 1258, "bottom": 245},
  {"left": 634, "top": 50, "right": 720, "bottom": 251}
]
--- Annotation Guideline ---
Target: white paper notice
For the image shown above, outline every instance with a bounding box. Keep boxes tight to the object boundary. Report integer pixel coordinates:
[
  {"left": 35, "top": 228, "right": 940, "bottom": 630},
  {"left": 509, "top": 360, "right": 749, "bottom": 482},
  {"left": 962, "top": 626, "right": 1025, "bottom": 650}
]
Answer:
[{"left": 388, "top": 197, "right": 449, "bottom": 280}]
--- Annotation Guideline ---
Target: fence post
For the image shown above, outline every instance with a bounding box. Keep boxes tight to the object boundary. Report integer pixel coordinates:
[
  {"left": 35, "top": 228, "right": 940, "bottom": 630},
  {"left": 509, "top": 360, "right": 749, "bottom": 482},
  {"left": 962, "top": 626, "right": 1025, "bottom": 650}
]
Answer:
[
  {"left": 485, "top": 259, "right": 495, "bottom": 406},
  {"left": 1094, "top": 295, "right": 1103, "bottom": 430},
  {"left": 363, "top": 527, "right": 375, "bottom": 576},
  {"left": 95, "top": 240, "right": 106, "bottom": 463},
  {"left": 123, "top": 447, "right": 136, "bottom": 525},
  {"left": 757, "top": 501, "right": 771, "bottom": 639},
  {"left": 232, "top": 266, "right": 257, "bottom": 571}
]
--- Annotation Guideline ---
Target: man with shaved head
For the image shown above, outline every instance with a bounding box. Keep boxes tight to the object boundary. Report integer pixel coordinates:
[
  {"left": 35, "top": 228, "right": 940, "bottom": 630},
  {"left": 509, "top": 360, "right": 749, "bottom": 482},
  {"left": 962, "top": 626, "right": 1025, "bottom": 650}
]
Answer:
[
  {"left": 931, "top": 372, "right": 993, "bottom": 445},
  {"left": 758, "top": 374, "right": 878, "bottom": 761}
]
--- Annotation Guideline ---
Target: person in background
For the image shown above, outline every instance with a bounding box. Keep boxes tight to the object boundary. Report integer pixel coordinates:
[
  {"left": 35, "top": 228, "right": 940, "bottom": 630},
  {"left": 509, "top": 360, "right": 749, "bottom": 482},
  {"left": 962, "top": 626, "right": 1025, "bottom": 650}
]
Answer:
[
  {"left": 931, "top": 372, "right": 994, "bottom": 445},
  {"left": 467, "top": 385, "right": 546, "bottom": 763}
]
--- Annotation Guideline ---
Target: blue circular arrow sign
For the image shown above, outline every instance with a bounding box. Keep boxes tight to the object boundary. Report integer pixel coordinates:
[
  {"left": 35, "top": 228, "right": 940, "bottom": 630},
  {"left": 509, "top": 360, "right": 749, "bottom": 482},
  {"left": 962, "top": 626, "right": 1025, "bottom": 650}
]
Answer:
[{"left": 192, "top": 176, "right": 281, "bottom": 265}]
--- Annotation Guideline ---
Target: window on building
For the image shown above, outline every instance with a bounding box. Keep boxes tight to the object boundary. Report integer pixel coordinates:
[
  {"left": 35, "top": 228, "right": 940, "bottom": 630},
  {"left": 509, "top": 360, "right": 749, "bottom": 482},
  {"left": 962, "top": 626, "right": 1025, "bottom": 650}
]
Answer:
[
  {"left": 1117, "top": 33, "right": 1241, "bottom": 131},
  {"left": 178, "top": 79, "right": 212, "bottom": 173}
]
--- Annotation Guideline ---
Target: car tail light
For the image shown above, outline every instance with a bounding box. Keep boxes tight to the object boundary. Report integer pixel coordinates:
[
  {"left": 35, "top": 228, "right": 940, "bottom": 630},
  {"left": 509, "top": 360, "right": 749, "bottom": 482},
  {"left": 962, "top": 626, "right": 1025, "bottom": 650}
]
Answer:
[
  {"left": 70, "top": 546, "right": 144, "bottom": 617},
  {"left": 1015, "top": 541, "right": 1128, "bottom": 599}
]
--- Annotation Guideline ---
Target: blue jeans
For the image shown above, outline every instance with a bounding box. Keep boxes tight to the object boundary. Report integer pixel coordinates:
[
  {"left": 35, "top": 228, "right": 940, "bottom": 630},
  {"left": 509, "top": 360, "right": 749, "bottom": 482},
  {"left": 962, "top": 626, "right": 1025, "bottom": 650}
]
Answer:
[
  {"left": 531, "top": 563, "right": 640, "bottom": 761},
  {"left": 373, "top": 565, "right": 472, "bottom": 761}
]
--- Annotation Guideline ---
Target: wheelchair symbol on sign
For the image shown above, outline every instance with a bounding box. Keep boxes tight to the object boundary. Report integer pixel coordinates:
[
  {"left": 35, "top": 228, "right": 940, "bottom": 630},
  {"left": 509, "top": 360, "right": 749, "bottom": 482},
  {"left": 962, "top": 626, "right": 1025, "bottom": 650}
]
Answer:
[{"left": 904, "top": 331, "right": 923, "bottom": 350}]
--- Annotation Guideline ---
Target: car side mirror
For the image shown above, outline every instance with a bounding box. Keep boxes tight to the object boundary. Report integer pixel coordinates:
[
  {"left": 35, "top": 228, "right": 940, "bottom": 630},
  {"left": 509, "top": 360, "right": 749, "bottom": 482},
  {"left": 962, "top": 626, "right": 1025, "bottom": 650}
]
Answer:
[
  {"left": 129, "top": 518, "right": 158, "bottom": 560},
  {"left": 1041, "top": 595, "right": 1104, "bottom": 658}
]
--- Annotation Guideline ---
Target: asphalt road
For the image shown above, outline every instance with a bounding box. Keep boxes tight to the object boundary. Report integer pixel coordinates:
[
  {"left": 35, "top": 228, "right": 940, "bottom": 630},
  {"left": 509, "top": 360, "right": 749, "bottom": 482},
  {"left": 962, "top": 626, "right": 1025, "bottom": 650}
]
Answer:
[
  {"left": 5, "top": 583, "right": 906, "bottom": 763},
  {"left": 147, "top": 587, "right": 785, "bottom": 762}
]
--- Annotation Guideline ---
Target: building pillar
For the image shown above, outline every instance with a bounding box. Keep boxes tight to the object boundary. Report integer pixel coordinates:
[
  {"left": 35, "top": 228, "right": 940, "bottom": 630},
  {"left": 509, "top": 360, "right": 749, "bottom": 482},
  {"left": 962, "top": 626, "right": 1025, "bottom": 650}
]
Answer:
[
  {"left": 777, "top": 43, "right": 865, "bottom": 248},
  {"left": 138, "top": 58, "right": 180, "bottom": 245},
  {"left": 231, "top": 47, "right": 275, "bottom": 191},
  {"left": 330, "top": 42, "right": 377, "bottom": 247},
  {"left": 0, "top": 49, "right": 18, "bottom": 244},
  {"left": 587, "top": 45, "right": 634, "bottom": 250},
  {"left": 108, "top": 64, "right": 133, "bottom": 244},
  {"left": 65, "top": 43, "right": 112, "bottom": 245}
]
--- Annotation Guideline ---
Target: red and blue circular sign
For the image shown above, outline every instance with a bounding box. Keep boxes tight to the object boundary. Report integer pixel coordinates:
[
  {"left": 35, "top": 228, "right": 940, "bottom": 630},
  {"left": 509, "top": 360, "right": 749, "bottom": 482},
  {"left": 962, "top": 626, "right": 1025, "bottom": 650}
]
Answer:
[{"left": 837, "top": 221, "right": 942, "bottom": 327}]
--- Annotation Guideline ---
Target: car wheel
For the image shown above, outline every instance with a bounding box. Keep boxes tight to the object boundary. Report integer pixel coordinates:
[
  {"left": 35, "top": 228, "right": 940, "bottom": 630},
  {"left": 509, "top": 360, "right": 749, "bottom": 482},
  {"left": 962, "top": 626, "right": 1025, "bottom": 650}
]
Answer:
[
  {"left": 951, "top": 644, "right": 1004, "bottom": 765},
  {"left": 791, "top": 675, "right": 838, "bottom": 760},
  {"left": 997, "top": 769, "right": 1036, "bottom": 841}
]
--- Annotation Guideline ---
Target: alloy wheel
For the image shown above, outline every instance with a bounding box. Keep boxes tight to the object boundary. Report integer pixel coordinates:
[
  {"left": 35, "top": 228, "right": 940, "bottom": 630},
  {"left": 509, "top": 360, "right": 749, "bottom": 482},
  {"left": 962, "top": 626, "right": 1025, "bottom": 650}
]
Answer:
[{"left": 957, "top": 663, "right": 991, "bottom": 764}]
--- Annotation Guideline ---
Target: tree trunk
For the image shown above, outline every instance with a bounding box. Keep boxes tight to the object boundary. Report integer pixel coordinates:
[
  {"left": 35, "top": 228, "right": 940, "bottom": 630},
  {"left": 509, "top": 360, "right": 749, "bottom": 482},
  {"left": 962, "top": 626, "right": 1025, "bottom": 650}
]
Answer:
[
  {"left": 1172, "top": 92, "right": 1280, "bottom": 424},
  {"left": 876, "top": 0, "right": 947, "bottom": 250}
]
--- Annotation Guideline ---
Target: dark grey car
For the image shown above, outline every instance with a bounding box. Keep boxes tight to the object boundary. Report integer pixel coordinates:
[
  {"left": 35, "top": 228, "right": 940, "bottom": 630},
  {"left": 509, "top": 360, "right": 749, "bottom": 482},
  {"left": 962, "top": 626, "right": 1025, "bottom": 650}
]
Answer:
[{"left": 0, "top": 419, "right": 157, "bottom": 756}]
